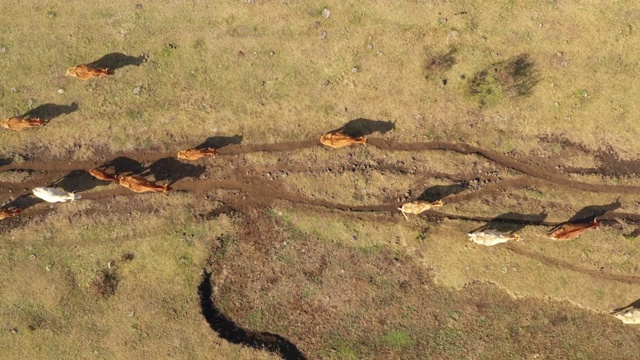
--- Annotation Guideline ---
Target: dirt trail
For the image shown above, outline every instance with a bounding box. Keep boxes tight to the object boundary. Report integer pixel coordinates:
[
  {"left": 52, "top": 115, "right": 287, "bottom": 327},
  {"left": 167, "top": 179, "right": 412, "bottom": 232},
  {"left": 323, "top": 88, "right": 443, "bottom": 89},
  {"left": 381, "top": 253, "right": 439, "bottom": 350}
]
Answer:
[{"left": 4, "top": 138, "right": 640, "bottom": 228}]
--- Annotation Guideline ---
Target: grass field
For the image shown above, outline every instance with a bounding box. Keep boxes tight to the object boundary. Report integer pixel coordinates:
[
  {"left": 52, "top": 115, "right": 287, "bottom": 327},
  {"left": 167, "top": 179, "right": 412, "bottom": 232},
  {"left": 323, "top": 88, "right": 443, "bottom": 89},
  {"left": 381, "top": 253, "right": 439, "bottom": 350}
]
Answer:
[{"left": 2, "top": 1, "right": 640, "bottom": 359}]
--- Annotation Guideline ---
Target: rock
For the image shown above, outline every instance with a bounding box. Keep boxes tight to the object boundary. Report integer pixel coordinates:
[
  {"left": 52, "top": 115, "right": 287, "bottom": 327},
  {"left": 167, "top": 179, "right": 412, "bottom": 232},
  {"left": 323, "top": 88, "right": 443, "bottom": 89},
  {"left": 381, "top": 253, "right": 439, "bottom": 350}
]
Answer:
[
  {"left": 133, "top": 86, "right": 141, "bottom": 95},
  {"left": 322, "top": 8, "right": 331, "bottom": 19},
  {"left": 0, "top": 47, "right": 6, "bottom": 54},
  {"left": 57, "top": 88, "right": 64, "bottom": 94}
]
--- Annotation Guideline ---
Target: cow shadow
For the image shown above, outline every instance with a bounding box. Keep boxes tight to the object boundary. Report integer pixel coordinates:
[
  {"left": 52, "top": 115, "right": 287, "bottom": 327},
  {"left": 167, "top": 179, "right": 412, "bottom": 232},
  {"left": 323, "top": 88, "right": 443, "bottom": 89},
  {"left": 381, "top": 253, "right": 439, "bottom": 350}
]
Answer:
[
  {"left": 89, "top": 52, "right": 148, "bottom": 72},
  {"left": 612, "top": 298, "right": 640, "bottom": 313},
  {"left": 21, "top": 102, "right": 78, "bottom": 123},
  {"left": 417, "top": 183, "right": 468, "bottom": 202},
  {"left": 196, "top": 135, "right": 244, "bottom": 149},
  {"left": 472, "top": 211, "right": 548, "bottom": 234},
  {"left": 0, "top": 158, "right": 11, "bottom": 166},
  {"left": 143, "top": 157, "right": 206, "bottom": 185},
  {"left": 3, "top": 194, "right": 43, "bottom": 211},
  {"left": 97, "top": 157, "right": 145, "bottom": 177},
  {"left": 568, "top": 198, "right": 621, "bottom": 223},
  {"left": 199, "top": 271, "right": 307, "bottom": 360},
  {"left": 51, "top": 170, "right": 105, "bottom": 193},
  {"left": 331, "top": 118, "right": 395, "bottom": 138}
]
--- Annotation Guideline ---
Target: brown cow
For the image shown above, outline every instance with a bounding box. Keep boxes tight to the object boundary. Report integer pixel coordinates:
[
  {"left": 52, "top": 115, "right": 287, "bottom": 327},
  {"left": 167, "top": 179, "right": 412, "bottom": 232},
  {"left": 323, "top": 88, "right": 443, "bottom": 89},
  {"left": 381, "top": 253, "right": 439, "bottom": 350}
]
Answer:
[
  {"left": 319, "top": 130, "right": 367, "bottom": 149},
  {"left": 1, "top": 116, "right": 44, "bottom": 130},
  {"left": 177, "top": 148, "right": 216, "bottom": 161},
  {"left": 88, "top": 168, "right": 119, "bottom": 183},
  {"left": 546, "top": 218, "right": 599, "bottom": 241},
  {"left": 398, "top": 200, "right": 443, "bottom": 220},
  {"left": 66, "top": 64, "right": 114, "bottom": 80},
  {"left": 118, "top": 175, "right": 171, "bottom": 193},
  {"left": 0, "top": 208, "right": 20, "bottom": 220}
]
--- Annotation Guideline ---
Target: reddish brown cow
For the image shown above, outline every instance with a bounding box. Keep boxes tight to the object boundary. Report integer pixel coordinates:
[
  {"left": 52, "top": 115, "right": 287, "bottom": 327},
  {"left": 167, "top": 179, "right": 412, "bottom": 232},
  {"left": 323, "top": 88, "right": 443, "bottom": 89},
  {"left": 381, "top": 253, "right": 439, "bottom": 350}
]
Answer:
[
  {"left": 546, "top": 218, "right": 599, "bottom": 241},
  {"left": 118, "top": 175, "right": 171, "bottom": 193},
  {"left": 88, "top": 168, "right": 119, "bottom": 183},
  {"left": 319, "top": 130, "right": 367, "bottom": 149},
  {"left": 177, "top": 148, "right": 216, "bottom": 161},
  {"left": 1, "top": 116, "right": 44, "bottom": 130},
  {"left": 66, "top": 64, "right": 113, "bottom": 80},
  {"left": 0, "top": 208, "right": 20, "bottom": 220}
]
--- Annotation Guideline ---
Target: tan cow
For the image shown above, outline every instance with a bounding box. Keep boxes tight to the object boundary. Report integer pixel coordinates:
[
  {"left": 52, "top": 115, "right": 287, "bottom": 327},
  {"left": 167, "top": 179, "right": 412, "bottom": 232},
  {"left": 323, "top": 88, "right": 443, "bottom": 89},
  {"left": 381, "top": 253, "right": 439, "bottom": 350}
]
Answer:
[
  {"left": 468, "top": 229, "right": 522, "bottom": 246},
  {"left": 118, "top": 175, "right": 171, "bottom": 193},
  {"left": 66, "top": 64, "right": 114, "bottom": 80},
  {"left": 1, "top": 116, "right": 44, "bottom": 130},
  {"left": 398, "top": 200, "right": 443, "bottom": 220},
  {"left": 319, "top": 130, "right": 367, "bottom": 149},
  {"left": 88, "top": 168, "right": 119, "bottom": 183},
  {"left": 177, "top": 148, "right": 216, "bottom": 161},
  {"left": 0, "top": 208, "right": 20, "bottom": 220},
  {"left": 546, "top": 218, "right": 599, "bottom": 241}
]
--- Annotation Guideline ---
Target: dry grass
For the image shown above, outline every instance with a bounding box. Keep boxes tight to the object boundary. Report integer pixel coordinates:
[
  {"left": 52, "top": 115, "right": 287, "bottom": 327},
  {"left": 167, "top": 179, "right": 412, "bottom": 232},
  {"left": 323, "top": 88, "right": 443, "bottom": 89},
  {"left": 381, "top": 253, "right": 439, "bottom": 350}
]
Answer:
[{"left": 2, "top": 0, "right": 640, "bottom": 359}]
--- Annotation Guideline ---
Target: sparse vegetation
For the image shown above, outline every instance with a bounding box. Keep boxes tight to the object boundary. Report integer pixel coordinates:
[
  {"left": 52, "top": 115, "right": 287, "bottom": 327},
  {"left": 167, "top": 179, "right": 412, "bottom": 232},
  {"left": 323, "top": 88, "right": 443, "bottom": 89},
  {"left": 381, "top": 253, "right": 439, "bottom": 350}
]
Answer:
[{"left": 467, "top": 53, "right": 539, "bottom": 106}]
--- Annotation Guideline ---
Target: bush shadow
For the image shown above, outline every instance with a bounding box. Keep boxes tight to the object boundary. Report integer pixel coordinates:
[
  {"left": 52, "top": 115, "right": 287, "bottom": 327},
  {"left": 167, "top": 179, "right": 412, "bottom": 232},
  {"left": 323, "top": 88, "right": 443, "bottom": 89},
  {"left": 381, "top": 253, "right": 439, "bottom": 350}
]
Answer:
[
  {"left": 568, "top": 198, "right": 621, "bottom": 223},
  {"left": 472, "top": 211, "right": 548, "bottom": 234},
  {"left": 89, "top": 52, "right": 148, "bottom": 71},
  {"left": 331, "top": 118, "right": 395, "bottom": 138},
  {"left": 196, "top": 135, "right": 244, "bottom": 149},
  {"left": 198, "top": 271, "right": 306, "bottom": 360},
  {"left": 417, "top": 183, "right": 468, "bottom": 202},
  {"left": 143, "top": 157, "right": 206, "bottom": 185},
  {"left": 21, "top": 102, "right": 78, "bottom": 123}
]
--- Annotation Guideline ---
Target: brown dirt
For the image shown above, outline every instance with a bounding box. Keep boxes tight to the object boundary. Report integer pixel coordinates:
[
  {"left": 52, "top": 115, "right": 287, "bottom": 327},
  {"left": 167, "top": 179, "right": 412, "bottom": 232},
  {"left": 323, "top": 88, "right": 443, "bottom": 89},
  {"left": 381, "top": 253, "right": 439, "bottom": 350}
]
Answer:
[{"left": 4, "top": 137, "right": 640, "bottom": 358}]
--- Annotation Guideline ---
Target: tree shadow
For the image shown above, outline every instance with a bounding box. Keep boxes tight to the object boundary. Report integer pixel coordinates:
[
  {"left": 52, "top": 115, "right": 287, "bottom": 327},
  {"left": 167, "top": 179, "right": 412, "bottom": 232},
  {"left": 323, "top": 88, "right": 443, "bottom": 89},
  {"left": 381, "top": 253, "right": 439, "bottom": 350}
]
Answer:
[
  {"left": 51, "top": 170, "right": 105, "bottom": 193},
  {"left": 21, "top": 102, "right": 78, "bottom": 123},
  {"left": 612, "top": 299, "right": 640, "bottom": 313},
  {"left": 88, "top": 52, "right": 148, "bottom": 72},
  {"left": 568, "top": 198, "right": 621, "bottom": 223},
  {"left": 97, "top": 157, "right": 145, "bottom": 177},
  {"left": 331, "top": 118, "right": 395, "bottom": 138},
  {"left": 471, "top": 211, "right": 548, "bottom": 234},
  {"left": 198, "top": 271, "right": 306, "bottom": 360},
  {"left": 143, "top": 157, "right": 206, "bottom": 185},
  {"left": 3, "top": 194, "right": 42, "bottom": 211},
  {"left": 417, "top": 183, "right": 468, "bottom": 202},
  {"left": 196, "top": 135, "right": 243, "bottom": 149}
]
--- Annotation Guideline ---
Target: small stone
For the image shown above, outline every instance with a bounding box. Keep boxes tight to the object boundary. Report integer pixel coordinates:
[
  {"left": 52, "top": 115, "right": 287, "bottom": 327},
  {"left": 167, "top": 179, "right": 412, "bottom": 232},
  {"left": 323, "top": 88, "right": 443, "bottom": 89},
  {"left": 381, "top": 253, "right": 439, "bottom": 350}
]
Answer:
[
  {"left": 57, "top": 88, "right": 64, "bottom": 94},
  {"left": 319, "top": 30, "right": 327, "bottom": 39},
  {"left": 10, "top": 328, "right": 17, "bottom": 334},
  {"left": 27, "top": 99, "right": 34, "bottom": 106},
  {"left": 133, "top": 86, "right": 141, "bottom": 95},
  {"left": 322, "top": 8, "right": 331, "bottom": 19},
  {"left": 0, "top": 47, "right": 6, "bottom": 54},
  {"left": 10, "top": 87, "right": 16, "bottom": 92},
  {"left": 351, "top": 66, "right": 359, "bottom": 73},
  {"left": 30, "top": 254, "right": 36, "bottom": 260},
  {"left": 44, "top": 232, "right": 52, "bottom": 240}
]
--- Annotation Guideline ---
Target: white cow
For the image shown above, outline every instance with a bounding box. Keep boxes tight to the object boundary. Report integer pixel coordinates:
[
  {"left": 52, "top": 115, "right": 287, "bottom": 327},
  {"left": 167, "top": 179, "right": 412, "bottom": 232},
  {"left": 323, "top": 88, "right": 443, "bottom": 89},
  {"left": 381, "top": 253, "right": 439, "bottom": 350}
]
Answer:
[
  {"left": 612, "top": 306, "right": 640, "bottom": 325},
  {"left": 467, "top": 229, "right": 521, "bottom": 246},
  {"left": 32, "top": 187, "right": 81, "bottom": 203}
]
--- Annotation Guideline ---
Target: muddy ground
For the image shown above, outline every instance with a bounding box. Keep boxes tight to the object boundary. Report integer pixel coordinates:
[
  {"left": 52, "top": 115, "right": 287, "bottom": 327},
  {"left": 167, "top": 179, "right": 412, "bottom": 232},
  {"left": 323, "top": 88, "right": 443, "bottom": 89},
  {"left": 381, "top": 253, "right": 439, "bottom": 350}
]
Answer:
[{"left": 3, "top": 133, "right": 640, "bottom": 359}]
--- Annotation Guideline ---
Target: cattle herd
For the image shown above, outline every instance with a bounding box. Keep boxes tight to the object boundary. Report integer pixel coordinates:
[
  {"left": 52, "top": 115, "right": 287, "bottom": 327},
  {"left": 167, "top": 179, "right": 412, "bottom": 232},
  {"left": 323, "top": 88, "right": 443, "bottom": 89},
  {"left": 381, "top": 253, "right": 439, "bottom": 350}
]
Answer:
[{"left": 1, "top": 54, "right": 639, "bottom": 325}]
